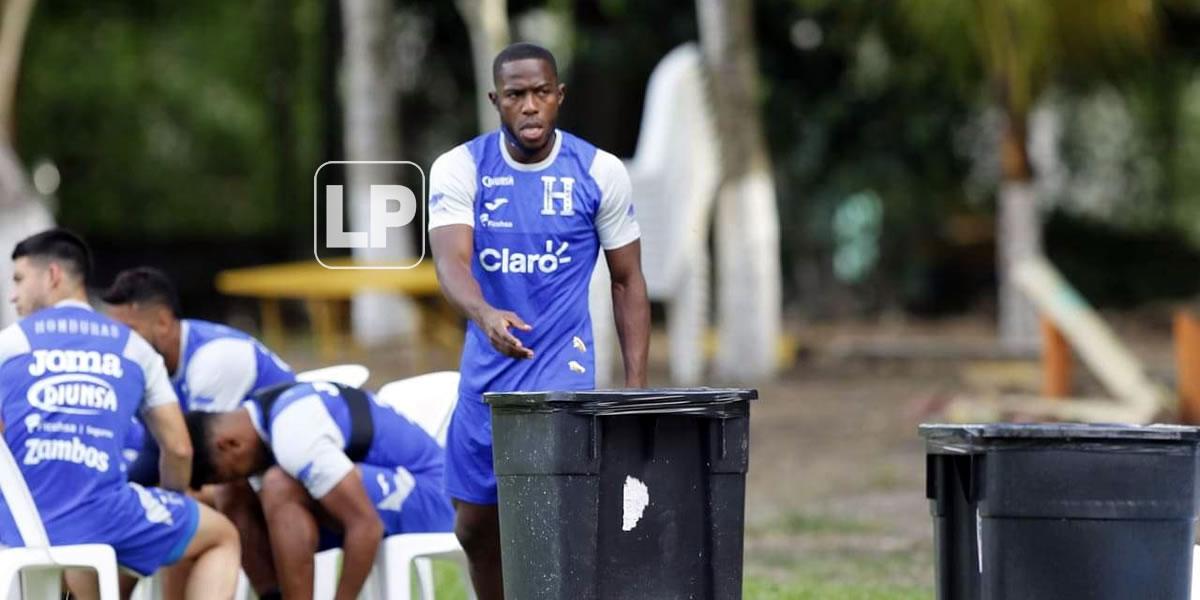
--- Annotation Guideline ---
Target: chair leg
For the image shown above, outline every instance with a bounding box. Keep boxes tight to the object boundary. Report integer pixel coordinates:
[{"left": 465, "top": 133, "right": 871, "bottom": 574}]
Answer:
[
  {"left": 413, "top": 558, "right": 434, "bottom": 599},
  {"left": 21, "top": 567, "right": 62, "bottom": 600},
  {"left": 382, "top": 550, "right": 414, "bottom": 600}
]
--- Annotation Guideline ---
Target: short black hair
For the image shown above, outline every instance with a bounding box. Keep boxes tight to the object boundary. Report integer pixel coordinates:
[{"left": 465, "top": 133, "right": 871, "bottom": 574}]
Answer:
[
  {"left": 100, "top": 267, "right": 181, "bottom": 317},
  {"left": 12, "top": 228, "right": 92, "bottom": 283},
  {"left": 185, "top": 411, "right": 219, "bottom": 490},
  {"left": 492, "top": 42, "right": 558, "bottom": 85}
]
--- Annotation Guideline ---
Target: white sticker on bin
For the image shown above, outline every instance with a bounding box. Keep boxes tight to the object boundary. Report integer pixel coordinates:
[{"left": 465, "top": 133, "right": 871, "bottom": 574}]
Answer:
[{"left": 623, "top": 476, "right": 650, "bottom": 532}]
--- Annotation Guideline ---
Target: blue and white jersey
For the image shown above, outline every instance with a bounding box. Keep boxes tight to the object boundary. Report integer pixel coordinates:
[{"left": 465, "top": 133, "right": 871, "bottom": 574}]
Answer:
[
  {"left": 0, "top": 301, "right": 178, "bottom": 526},
  {"left": 428, "top": 129, "right": 640, "bottom": 402},
  {"left": 173, "top": 319, "right": 295, "bottom": 413},
  {"left": 245, "top": 382, "right": 444, "bottom": 500}
]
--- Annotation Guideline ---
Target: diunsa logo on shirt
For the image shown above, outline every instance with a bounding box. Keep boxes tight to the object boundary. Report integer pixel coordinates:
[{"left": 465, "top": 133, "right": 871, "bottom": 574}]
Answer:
[{"left": 26, "top": 373, "right": 120, "bottom": 415}]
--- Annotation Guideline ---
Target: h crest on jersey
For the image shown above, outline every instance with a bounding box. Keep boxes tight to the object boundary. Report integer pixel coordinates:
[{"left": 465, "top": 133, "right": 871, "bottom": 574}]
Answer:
[{"left": 541, "top": 176, "right": 576, "bottom": 216}]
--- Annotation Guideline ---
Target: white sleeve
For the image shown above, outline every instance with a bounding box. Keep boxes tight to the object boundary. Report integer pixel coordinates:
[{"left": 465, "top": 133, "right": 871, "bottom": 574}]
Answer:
[
  {"left": 123, "top": 331, "right": 179, "bottom": 412},
  {"left": 184, "top": 339, "right": 258, "bottom": 413},
  {"left": 590, "top": 150, "right": 641, "bottom": 250},
  {"left": 269, "top": 394, "right": 355, "bottom": 499},
  {"left": 428, "top": 144, "right": 478, "bottom": 230},
  {"left": 0, "top": 324, "right": 30, "bottom": 370}
]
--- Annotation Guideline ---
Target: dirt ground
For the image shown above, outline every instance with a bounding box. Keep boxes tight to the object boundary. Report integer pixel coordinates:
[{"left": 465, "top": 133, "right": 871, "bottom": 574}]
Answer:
[{"left": 282, "top": 310, "right": 1185, "bottom": 596}]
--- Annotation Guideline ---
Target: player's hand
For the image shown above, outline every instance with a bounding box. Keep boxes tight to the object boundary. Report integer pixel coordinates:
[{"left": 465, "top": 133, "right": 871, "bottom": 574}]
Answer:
[{"left": 477, "top": 307, "right": 535, "bottom": 359}]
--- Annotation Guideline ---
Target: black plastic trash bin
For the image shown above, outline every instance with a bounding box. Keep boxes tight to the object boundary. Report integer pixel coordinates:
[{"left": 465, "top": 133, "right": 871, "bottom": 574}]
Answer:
[
  {"left": 485, "top": 388, "right": 757, "bottom": 600},
  {"left": 921, "top": 423, "right": 1200, "bottom": 600}
]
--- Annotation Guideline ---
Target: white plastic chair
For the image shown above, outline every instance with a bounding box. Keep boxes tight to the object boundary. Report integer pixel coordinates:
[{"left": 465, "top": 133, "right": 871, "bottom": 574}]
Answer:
[
  {"left": 0, "top": 439, "right": 120, "bottom": 600},
  {"left": 296, "top": 364, "right": 371, "bottom": 388},
  {"left": 610, "top": 43, "right": 719, "bottom": 385},
  {"left": 313, "top": 371, "right": 472, "bottom": 600},
  {"left": 1191, "top": 545, "right": 1200, "bottom": 599},
  {"left": 376, "top": 371, "right": 460, "bottom": 446}
]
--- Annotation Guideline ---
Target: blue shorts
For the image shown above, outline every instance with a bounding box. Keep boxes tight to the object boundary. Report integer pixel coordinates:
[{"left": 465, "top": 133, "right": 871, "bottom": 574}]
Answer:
[
  {"left": 45, "top": 483, "right": 200, "bottom": 577},
  {"left": 443, "top": 396, "right": 496, "bottom": 505},
  {"left": 316, "top": 464, "right": 454, "bottom": 550}
]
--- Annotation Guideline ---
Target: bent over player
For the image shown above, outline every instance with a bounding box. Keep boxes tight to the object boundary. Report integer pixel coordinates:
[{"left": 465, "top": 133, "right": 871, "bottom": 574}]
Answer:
[
  {"left": 0, "top": 229, "right": 239, "bottom": 599},
  {"left": 186, "top": 381, "right": 455, "bottom": 600},
  {"left": 428, "top": 42, "right": 651, "bottom": 598}
]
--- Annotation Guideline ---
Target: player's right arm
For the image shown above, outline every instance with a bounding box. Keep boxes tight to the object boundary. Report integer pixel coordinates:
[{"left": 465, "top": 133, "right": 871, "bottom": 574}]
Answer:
[
  {"left": 126, "top": 332, "right": 192, "bottom": 490},
  {"left": 429, "top": 145, "right": 534, "bottom": 359}
]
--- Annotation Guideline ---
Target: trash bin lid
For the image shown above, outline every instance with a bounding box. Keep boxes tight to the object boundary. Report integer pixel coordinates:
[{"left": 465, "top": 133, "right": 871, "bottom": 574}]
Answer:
[
  {"left": 920, "top": 423, "right": 1200, "bottom": 452},
  {"left": 485, "top": 388, "right": 757, "bottom": 416}
]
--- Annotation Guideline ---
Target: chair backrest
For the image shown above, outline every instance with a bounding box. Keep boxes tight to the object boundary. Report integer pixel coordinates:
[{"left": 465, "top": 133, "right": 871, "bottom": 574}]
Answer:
[
  {"left": 296, "top": 364, "right": 370, "bottom": 388},
  {"left": 0, "top": 439, "right": 49, "bottom": 547},
  {"left": 624, "top": 43, "right": 720, "bottom": 300},
  {"left": 376, "top": 372, "right": 460, "bottom": 447}
]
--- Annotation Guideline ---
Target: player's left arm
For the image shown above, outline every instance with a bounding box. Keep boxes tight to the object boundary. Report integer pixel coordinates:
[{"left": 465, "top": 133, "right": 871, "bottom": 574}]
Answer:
[
  {"left": 606, "top": 243, "right": 650, "bottom": 387},
  {"left": 126, "top": 331, "right": 192, "bottom": 490},
  {"left": 270, "top": 395, "right": 383, "bottom": 600},
  {"left": 318, "top": 470, "right": 385, "bottom": 600},
  {"left": 592, "top": 150, "right": 650, "bottom": 387}
]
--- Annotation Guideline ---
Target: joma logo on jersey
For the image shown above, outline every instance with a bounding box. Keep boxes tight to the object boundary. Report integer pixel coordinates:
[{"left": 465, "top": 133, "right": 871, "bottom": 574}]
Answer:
[
  {"left": 479, "top": 240, "right": 572, "bottom": 274},
  {"left": 541, "top": 176, "right": 576, "bottom": 216},
  {"left": 28, "top": 350, "right": 124, "bottom": 378},
  {"left": 27, "top": 373, "right": 119, "bottom": 415}
]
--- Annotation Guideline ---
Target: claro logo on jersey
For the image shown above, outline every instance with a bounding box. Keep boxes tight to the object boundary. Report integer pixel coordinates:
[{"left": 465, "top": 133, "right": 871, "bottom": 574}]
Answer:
[
  {"left": 28, "top": 350, "right": 124, "bottom": 378},
  {"left": 24, "top": 436, "right": 110, "bottom": 473},
  {"left": 27, "top": 373, "right": 120, "bottom": 415},
  {"left": 479, "top": 240, "right": 572, "bottom": 274}
]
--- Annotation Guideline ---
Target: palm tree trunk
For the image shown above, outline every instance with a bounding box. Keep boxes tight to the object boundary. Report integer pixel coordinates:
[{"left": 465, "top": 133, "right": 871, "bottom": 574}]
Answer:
[
  {"left": 341, "top": 0, "right": 417, "bottom": 345},
  {"left": 0, "top": 0, "right": 36, "bottom": 144},
  {"left": 997, "top": 111, "right": 1041, "bottom": 351},
  {"left": 0, "top": 0, "right": 52, "bottom": 329},
  {"left": 455, "top": 0, "right": 509, "bottom": 133},
  {"left": 697, "top": 0, "right": 782, "bottom": 381}
]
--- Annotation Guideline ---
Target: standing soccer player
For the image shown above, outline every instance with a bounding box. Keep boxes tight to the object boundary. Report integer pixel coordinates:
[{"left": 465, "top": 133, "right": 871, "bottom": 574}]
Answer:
[
  {"left": 0, "top": 229, "right": 240, "bottom": 599},
  {"left": 428, "top": 43, "right": 651, "bottom": 599}
]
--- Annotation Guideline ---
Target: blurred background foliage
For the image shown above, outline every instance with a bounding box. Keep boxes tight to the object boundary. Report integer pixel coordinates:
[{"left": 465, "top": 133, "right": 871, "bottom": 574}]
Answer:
[{"left": 13, "top": 0, "right": 1200, "bottom": 318}]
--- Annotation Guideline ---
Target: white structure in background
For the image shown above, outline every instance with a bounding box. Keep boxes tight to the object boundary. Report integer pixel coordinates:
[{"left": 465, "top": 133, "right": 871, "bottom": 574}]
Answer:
[
  {"left": 341, "top": 0, "right": 419, "bottom": 346},
  {"left": 0, "top": 146, "right": 53, "bottom": 329},
  {"left": 589, "top": 43, "right": 719, "bottom": 386}
]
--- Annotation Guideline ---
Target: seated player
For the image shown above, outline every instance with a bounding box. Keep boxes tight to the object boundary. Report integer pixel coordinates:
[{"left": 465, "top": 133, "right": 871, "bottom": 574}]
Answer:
[
  {"left": 101, "top": 266, "right": 296, "bottom": 484},
  {"left": 102, "top": 266, "right": 295, "bottom": 596},
  {"left": 0, "top": 229, "right": 240, "bottom": 599},
  {"left": 186, "top": 380, "right": 455, "bottom": 599}
]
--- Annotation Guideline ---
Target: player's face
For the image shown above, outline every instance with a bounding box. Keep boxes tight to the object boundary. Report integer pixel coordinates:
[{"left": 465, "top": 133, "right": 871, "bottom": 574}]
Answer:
[
  {"left": 11, "top": 257, "right": 53, "bottom": 317},
  {"left": 107, "top": 304, "right": 168, "bottom": 353},
  {"left": 491, "top": 58, "right": 564, "bottom": 154},
  {"left": 214, "top": 428, "right": 267, "bottom": 481}
]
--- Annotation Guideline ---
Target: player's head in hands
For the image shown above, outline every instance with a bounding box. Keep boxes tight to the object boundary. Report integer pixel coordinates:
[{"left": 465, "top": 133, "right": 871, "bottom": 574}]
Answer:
[
  {"left": 10, "top": 228, "right": 92, "bottom": 317},
  {"left": 185, "top": 409, "right": 269, "bottom": 489},
  {"left": 101, "top": 266, "right": 181, "bottom": 354},
  {"left": 490, "top": 42, "right": 563, "bottom": 161}
]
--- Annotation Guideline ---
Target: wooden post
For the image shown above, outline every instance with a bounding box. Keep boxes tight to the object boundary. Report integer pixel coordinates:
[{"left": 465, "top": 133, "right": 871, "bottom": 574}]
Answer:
[
  {"left": 1041, "top": 316, "right": 1072, "bottom": 398},
  {"left": 1175, "top": 310, "right": 1200, "bottom": 424}
]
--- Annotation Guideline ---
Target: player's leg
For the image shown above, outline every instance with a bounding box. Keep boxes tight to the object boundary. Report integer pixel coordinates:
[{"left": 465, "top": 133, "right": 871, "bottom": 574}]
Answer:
[
  {"left": 214, "top": 478, "right": 279, "bottom": 596},
  {"left": 454, "top": 499, "right": 504, "bottom": 600},
  {"left": 161, "top": 502, "right": 240, "bottom": 600},
  {"left": 444, "top": 397, "right": 504, "bottom": 599},
  {"left": 258, "top": 465, "right": 320, "bottom": 599},
  {"left": 62, "top": 568, "right": 139, "bottom": 600}
]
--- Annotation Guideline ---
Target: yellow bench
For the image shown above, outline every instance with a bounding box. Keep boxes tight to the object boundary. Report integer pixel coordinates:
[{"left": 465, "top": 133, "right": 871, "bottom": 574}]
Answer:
[{"left": 214, "top": 259, "right": 461, "bottom": 362}]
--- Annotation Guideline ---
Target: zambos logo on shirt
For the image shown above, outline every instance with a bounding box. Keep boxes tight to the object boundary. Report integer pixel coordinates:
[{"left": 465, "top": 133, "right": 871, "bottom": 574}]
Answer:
[{"left": 24, "top": 436, "right": 110, "bottom": 472}]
